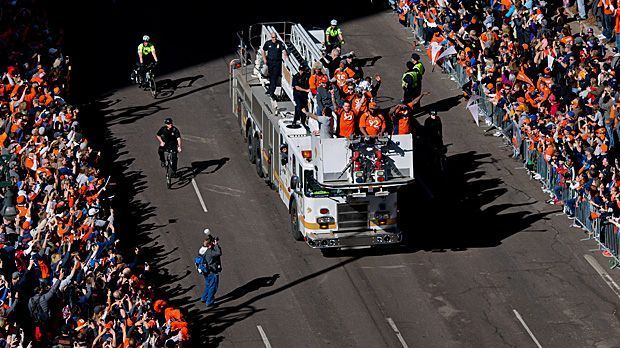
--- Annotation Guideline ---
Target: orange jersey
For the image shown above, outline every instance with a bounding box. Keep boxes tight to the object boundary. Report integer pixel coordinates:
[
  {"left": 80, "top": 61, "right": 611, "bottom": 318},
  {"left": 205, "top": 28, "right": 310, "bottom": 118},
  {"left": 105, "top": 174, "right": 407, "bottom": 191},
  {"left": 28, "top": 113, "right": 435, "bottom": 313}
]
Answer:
[
  {"left": 336, "top": 108, "right": 356, "bottom": 138},
  {"left": 360, "top": 112, "right": 386, "bottom": 136},
  {"left": 334, "top": 67, "right": 355, "bottom": 87},
  {"left": 309, "top": 73, "right": 328, "bottom": 94},
  {"left": 351, "top": 95, "right": 368, "bottom": 116}
]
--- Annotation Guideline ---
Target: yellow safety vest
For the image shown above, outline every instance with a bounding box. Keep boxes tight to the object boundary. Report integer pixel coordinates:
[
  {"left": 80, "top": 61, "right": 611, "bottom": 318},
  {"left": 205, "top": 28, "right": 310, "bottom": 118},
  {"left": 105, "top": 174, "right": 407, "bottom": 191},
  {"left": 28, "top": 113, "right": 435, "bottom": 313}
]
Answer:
[
  {"left": 138, "top": 43, "right": 155, "bottom": 56},
  {"left": 402, "top": 71, "right": 418, "bottom": 89}
]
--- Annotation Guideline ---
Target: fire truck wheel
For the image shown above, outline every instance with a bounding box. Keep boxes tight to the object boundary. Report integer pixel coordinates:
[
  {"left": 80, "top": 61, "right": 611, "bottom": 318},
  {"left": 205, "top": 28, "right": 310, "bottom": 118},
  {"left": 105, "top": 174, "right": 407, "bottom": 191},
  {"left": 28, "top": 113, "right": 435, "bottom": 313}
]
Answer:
[
  {"left": 290, "top": 202, "right": 304, "bottom": 241},
  {"left": 248, "top": 134, "right": 256, "bottom": 164},
  {"left": 255, "top": 137, "right": 264, "bottom": 178}
]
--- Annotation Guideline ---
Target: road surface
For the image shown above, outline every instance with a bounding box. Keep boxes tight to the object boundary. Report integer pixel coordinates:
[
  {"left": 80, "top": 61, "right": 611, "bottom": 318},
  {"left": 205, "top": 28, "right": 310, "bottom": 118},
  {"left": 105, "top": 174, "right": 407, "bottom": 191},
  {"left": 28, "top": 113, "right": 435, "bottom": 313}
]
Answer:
[{"left": 92, "top": 9, "right": 620, "bottom": 348}]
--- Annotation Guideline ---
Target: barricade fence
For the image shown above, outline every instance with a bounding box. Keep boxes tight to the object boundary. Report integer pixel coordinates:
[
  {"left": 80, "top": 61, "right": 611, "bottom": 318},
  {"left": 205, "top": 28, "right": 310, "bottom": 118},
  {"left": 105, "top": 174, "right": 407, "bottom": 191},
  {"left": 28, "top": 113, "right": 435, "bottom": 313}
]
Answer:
[{"left": 404, "top": 11, "right": 620, "bottom": 269}]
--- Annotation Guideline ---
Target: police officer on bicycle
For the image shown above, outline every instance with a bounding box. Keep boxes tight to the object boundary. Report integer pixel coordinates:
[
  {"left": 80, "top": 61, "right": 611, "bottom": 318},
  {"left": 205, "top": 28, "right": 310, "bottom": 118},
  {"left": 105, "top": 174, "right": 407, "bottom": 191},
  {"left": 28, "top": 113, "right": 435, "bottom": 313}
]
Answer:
[
  {"left": 136, "top": 35, "right": 158, "bottom": 86},
  {"left": 156, "top": 118, "right": 181, "bottom": 176}
]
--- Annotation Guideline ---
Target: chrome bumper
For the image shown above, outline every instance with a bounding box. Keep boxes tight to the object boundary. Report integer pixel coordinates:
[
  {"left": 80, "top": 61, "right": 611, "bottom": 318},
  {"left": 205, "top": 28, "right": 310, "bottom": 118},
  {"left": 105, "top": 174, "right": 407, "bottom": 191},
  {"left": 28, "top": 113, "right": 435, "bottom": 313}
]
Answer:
[{"left": 306, "top": 229, "right": 402, "bottom": 248}]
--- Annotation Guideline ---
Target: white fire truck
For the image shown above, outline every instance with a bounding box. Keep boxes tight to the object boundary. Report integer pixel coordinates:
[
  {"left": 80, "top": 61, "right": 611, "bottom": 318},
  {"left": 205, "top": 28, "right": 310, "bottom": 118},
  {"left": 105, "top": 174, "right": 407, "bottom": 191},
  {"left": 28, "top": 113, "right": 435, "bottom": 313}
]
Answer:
[{"left": 229, "top": 22, "right": 415, "bottom": 249}]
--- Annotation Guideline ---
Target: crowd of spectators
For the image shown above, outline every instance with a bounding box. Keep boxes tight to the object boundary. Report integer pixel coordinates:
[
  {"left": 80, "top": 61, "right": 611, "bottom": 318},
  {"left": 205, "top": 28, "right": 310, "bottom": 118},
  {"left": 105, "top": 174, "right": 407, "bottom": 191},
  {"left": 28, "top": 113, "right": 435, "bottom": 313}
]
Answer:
[
  {"left": 0, "top": 0, "right": 188, "bottom": 346},
  {"left": 395, "top": 0, "right": 620, "bottom": 222}
]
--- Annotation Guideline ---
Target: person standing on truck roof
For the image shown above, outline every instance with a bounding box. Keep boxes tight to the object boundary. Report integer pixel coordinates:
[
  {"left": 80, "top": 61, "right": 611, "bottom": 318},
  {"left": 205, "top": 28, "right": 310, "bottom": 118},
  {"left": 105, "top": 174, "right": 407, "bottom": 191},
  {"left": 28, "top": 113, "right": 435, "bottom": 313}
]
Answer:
[
  {"left": 344, "top": 52, "right": 363, "bottom": 80},
  {"left": 325, "top": 19, "right": 344, "bottom": 54},
  {"left": 331, "top": 89, "right": 357, "bottom": 138},
  {"left": 309, "top": 62, "right": 329, "bottom": 114},
  {"left": 333, "top": 60, "right": 355, "bottom": 90},
  {"left": 390, "top": 91, "right": 430, "bottom": 135},
  {"left": 302, "top": 107, "right": 334, "bottom": 139},
  {"left": 292, "top": 64, "right": 311, "bottom": 127},
  {"left": 360, "top": 102, "right": 386, "bottom": 137},
  {"left": 320, "top": 48, "right": 342, "bottom": 77},
  {"left": 262, "top": 32, "right": 288, "bottom": 105}
]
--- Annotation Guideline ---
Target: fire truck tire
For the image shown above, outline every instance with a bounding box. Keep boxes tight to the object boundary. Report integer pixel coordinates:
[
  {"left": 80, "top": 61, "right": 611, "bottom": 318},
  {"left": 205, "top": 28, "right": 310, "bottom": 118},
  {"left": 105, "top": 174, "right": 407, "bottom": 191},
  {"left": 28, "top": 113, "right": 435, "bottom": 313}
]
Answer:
[
  {"left": 248, "top": 133, "right": 256, "bottom": 164},
  {"left": 255, "top": 137, "right": 264, "bottom": 178},
  {"left": 290, "top": 202, "right": 304, "bottom": 241}
]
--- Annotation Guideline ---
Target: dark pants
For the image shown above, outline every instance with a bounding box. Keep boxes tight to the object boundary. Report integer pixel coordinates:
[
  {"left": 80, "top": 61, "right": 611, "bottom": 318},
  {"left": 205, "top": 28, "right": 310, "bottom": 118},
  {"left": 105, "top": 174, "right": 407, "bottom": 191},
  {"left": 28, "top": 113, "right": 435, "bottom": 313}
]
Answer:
[
  {"left": 325, "top": 40, "right": 341, "bottom": 54},
  {"left": 158, "top": 147, "right": 178, "bottom": 172},
  {"left": 293, "top": 95, "right": 308, "bottom": 125},
  {"left": 603, "top": 13, "right": 614, "bottom": 40},
  {"left": 266, "top": 60, "right": 281, "bottom": 98},
  {"left": 403, "top": 88, "right": 416, "bottom": 104},
  {"left": 136, "top": 59, "right": 155, "bottom": 85},
  {"left": 201, "top": 272, "right": 219, "bottom": 305}
]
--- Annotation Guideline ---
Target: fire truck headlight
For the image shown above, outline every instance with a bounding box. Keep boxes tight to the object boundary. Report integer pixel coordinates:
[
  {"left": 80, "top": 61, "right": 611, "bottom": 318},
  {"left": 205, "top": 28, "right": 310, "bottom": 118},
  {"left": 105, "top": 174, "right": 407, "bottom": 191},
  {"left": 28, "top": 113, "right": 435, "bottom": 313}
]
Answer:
[{"left": 316, "top": 216, "right": 335, "bottom": 229}]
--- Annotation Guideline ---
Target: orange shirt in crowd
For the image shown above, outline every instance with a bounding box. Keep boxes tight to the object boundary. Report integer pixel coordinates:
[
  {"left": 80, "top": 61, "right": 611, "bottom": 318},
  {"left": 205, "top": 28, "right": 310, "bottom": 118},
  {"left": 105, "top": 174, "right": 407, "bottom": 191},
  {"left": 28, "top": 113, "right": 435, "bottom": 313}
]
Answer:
[
  {"left": 308, "top": 73, "right": 328, "bottom": 94},
  {"left": 334, "top": 67, "right": 355, "bottom": 88},
  {"left": 335, "top": 107, "right": 356, "bottom": 138},
  {"left": 360, "top": 111, "right": 386, "bottom": 136},
  {"left": 393, "top": 105, "right": 413, "bottom": 135}
]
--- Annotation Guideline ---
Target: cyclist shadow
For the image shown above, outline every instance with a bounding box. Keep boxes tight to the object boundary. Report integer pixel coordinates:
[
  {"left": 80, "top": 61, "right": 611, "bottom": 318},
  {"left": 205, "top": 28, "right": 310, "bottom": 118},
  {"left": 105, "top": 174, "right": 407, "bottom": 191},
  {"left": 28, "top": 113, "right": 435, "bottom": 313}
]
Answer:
[
  {"left": 169, "top": 157, "right": 230, "bottom": 189},
  {"left": 155, "top": 74, "right": 204, "bottom": 99}
]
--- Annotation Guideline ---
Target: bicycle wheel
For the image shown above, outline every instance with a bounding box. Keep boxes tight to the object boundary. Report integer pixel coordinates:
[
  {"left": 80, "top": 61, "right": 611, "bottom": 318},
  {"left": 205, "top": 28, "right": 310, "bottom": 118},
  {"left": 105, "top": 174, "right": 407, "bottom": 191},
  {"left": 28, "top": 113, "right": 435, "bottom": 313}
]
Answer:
[
  {"left": 166, "top": 162, "right": 173, "bottom": 189},
  {"left": 149, "top": 75, "right": 157, "bottom": 98}
]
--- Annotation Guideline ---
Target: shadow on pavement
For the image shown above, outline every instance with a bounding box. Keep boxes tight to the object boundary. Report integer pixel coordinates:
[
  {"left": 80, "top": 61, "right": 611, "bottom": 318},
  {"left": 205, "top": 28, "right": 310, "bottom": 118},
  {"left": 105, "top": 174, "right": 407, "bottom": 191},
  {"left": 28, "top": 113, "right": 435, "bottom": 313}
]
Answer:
[
  {"left": 195, "top": 257, "right": 361, "bottom": 346},
  {"left": 401, "top": 150, "right": 554, "bottom": 251},
  {"left": 101, "top": 78, "right": 230, "bottom": 126},
  {"left": 170, "top": 157, "right": 231, "bottom": 189},
  {"left": 215, "top": 274, "right": 281, "bottom": 306},
  {"left": 413, "top": 94, "right": 463, "bottom": 117},
  {"left": 156, "top": 74, "right": 204, "bottom": 98}
]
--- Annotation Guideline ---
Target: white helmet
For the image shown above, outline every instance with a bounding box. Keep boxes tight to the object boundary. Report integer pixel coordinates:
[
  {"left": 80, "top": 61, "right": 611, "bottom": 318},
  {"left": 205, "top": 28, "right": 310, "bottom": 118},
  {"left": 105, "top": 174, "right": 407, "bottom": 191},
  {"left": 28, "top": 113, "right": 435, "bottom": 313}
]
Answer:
[
  {"left": 142, "top": 35, "right": 150, "bottom": 42},
  {"left": 330, "top": 19, "right": 338, "bottom": 26}
]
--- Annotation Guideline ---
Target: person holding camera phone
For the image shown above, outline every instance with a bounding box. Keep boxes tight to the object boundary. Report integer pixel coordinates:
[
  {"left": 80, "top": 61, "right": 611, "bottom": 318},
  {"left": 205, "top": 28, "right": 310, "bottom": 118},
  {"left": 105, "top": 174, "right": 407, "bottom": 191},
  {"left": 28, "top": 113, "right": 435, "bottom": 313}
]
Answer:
[{"left": 195, "top": 233, "right": 222, "bottom": 308}]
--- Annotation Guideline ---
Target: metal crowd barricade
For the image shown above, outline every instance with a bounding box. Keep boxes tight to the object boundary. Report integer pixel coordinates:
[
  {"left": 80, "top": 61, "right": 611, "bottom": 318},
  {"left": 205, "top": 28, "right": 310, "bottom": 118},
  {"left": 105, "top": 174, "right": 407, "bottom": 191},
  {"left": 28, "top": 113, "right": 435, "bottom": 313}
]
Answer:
[
  {"left": 396, "top": 10, "right": 620, "bottom": 267},
  {"left": 601, "top": 222, "right": 620, "bottom": 267}
]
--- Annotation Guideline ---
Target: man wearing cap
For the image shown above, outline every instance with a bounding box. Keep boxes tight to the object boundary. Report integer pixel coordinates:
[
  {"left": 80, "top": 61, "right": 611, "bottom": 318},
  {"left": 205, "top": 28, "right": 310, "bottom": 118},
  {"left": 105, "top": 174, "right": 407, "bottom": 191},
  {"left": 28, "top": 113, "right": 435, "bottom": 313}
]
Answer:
[
  {"left": 325, "top": 19, "right": 344, "bottom": 53},
  {"left": 344, "top": 52, "right": 363, "bottom": 80},
  {"left": 196, "top": 235, "right": 222, "bottom": 308},
  {"left": 292, "top": 65, "right": 311, "bottom": 127},
  {"left": 156, "top": 118, "right": 182, "bottom": 175},
  {"left": 262, "top": 32, "right": 288, "bottom": 104}
]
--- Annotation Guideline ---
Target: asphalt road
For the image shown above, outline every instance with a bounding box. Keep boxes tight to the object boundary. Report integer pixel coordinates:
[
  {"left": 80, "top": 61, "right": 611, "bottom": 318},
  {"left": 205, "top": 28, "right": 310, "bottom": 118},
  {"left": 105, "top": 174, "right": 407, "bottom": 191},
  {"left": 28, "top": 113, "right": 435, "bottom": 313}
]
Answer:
[{"left": 94, "top": 10, "right": 620, "bottom": 348}]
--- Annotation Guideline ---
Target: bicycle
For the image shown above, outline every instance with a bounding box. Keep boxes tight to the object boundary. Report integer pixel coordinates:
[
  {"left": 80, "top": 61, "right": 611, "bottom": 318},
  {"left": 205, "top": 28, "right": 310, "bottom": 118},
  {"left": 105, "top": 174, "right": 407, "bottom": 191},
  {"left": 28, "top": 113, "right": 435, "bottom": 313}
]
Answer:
[
  {"left": 164, "top": 150, "right": 176, "bottom": 189},
  {"left": 144, "top": 63, "right": 157, "bottom": 98},
  {"left": 130, "top": 62, "right": 157, "bottom": 98}
]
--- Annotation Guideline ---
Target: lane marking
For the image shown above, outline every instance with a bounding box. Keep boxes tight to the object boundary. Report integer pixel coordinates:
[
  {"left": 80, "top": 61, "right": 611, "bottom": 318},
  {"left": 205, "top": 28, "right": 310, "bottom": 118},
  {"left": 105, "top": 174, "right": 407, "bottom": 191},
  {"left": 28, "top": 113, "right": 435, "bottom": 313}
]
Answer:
[
  {"left": 181, "top": 134, "right": 213, "bottom": 144},
  {"left": 513, "top": 309, "right": 542, "bottom": 348},
  {"left": 256, "top": 325, "right": 272, "bottom": 348},
  {"left": 386, "top": 317, "right": 409, "bottom": 348},
  {"left": 361, "top": 265, "right": 406, "bottom": 269},
  {"left": 584, "top": 254, "right": 620, "bottom": 299},
  {"left": 191, "top": 178, "right": 208, "bottom": 213}
]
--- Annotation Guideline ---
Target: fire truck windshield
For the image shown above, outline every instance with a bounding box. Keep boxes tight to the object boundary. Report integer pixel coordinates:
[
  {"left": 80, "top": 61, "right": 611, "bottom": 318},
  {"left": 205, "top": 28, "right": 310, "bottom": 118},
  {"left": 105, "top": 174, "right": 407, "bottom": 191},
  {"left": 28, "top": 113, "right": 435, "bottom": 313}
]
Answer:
[{"left": 304, "top": 170, "right": 344, "bottom": 198}]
